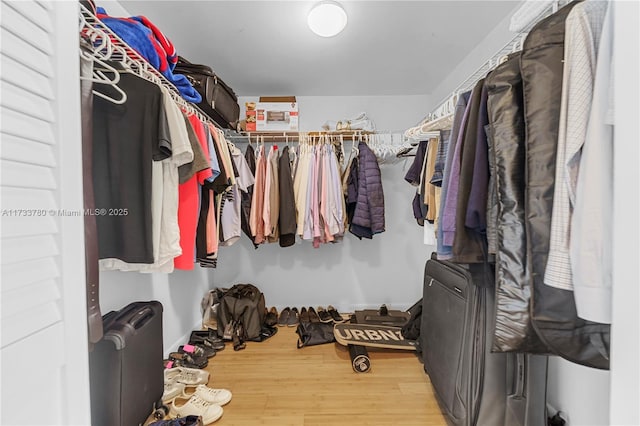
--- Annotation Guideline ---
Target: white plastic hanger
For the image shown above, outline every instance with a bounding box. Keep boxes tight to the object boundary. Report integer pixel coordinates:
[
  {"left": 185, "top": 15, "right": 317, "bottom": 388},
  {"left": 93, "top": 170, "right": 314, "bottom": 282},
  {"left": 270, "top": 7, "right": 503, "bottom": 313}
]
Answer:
[{"left": 79, "top": 49, "right": 127, "bottom": 105}]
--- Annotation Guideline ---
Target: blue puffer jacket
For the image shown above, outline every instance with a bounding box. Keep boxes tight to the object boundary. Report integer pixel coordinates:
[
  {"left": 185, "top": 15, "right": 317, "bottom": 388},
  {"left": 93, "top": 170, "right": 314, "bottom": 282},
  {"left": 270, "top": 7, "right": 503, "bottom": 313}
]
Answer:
[{"left": 350, "top": 143, "right": 385, "bottom": 239}]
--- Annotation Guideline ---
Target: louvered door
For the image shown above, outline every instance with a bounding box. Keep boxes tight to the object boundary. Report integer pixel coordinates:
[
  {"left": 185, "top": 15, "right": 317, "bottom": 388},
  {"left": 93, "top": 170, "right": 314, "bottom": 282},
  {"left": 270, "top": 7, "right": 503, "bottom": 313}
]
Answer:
[{"left": 1, "top": 1, "right": 90, "bottom": 424}]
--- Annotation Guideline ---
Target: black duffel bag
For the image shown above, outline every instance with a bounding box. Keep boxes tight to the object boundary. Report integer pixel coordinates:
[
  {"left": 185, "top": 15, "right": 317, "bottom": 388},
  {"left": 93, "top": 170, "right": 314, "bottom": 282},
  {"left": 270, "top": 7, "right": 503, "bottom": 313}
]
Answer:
[
  {"left": 174, "top": 56, "right": 240, "bottom": 130},
  {"left": 216, "top": 284, "right": 266, "bottom": 342}
]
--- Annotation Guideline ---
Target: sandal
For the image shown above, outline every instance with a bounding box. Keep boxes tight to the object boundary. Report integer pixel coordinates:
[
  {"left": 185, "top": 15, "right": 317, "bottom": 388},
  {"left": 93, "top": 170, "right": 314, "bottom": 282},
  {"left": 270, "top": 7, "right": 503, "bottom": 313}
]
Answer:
[
  {"left": 179, "top": 343, "right": 216, "bottom": 359},
  {"left": 169, "top": 351, "right": 208, "bottom": 369}
]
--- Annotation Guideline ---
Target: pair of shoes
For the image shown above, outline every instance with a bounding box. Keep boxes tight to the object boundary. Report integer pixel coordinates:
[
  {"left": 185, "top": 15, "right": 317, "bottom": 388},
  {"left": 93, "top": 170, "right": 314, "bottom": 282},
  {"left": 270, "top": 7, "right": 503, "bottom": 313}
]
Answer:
[
  {"left": 179, "top": 343, "right": 216, "bottom": 359},
  {"left": 316, "top": 307, "right": 333, "bottom": 323},
  {"left": 169, "top": 394, "right": 224, "bottom": 424},
  {"left": 277, "top": 307, "right": 300, "bottom": 327},
  {"left": 163, "top": 381, "right": 232, "bottom": 406},
  {"left": 315, "top": 306, "right": 343, "bottom": 323},
  {"left": 264, "top": 307, "right": 278, "bottom": 327},
  {"left": 183, "top": 384, "right": 232, "bottom": 406},
  {"left": 299, "top": 307, "right": 321, "bottom": 323},
  {"left": 326, "top": 305, "right": 346, "bottom": 323},
  {"left": 164, "top": 367, "right": 209, "bottom": 385},
  {"left": 190, "top": 330, "right": 225, "bottom": 351},
  {"left": 149, "top": 414, "right": 203, "bottom": 426},
  {"left": 169, "top": 351, "right": 208, "bottom": 369}
]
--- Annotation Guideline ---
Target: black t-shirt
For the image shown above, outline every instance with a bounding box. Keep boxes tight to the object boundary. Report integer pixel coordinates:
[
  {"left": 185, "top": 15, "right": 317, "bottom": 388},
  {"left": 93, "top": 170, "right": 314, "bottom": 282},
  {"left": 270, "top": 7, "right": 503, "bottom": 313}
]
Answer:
[{"left": 92, "top": 72, "right": 171, "bottom": 263}]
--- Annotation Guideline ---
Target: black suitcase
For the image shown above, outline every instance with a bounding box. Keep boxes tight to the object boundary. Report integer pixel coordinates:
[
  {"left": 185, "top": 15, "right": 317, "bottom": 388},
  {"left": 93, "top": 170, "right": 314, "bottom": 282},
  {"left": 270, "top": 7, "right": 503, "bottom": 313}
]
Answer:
[
  {"left": 174, "top": 57, "right": 240, "bottom": 130},
  {"left": 421, "top": 258, "right": 547, "bottom": 426},
  {"left": 89, "top": 301, "right": 164, "bottom": 426}
]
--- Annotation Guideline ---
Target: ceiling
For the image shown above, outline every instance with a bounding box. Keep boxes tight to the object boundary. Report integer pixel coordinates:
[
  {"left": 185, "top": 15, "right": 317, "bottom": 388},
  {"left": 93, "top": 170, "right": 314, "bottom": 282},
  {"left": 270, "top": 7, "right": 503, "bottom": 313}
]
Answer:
[{"left": 119, "top": 1, "right": 520, "bottom": 97}]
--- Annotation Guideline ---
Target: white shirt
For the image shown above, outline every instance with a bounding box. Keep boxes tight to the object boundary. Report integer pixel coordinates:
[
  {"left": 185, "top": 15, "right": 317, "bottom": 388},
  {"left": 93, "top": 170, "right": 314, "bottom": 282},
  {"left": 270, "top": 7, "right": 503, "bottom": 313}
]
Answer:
[
  {"left": 570, "top": 1, "right": 614, "bottom": 324},
  {"left": 544, "top": 0, "right": 608, "bottom": 291}
]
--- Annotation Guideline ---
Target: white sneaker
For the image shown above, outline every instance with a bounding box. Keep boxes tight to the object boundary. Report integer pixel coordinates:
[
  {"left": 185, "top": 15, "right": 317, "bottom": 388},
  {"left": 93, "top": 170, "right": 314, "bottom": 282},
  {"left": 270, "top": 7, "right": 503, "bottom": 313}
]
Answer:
[
  {"left": 164, "top": 367, "right": 209, "bottom": 386},
  {"left": 162, "top": 381, "right": 186, "bottom": 403},
  {"left": 171, "top": 395, "right": 223, "bottom": 424},
  {"left": 185, "top": 384, "right": 232, "bottom": 406}
]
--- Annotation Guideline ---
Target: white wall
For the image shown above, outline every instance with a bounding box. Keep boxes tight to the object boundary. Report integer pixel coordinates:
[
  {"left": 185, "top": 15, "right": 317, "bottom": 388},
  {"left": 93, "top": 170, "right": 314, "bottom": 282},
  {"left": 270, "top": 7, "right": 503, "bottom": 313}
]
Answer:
[
  {"left": 217, "top": 94, "right": 435, "bottom": 312},
  {"left": 610, "top": 1, "right": 640, "bottom": 424}
]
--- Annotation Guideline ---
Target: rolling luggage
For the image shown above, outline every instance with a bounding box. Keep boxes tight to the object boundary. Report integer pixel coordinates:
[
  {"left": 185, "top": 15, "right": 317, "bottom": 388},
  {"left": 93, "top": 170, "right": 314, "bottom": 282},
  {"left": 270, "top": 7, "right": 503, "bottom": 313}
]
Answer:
[
  {"left": 174, "top": 56, "right": 240, "bottom": 130},
  {"left": 421, "top": 257, "right": 547, "bottom": 426},
  {"left": 89, "top": 301, "right": 164, "bottom": 426}
]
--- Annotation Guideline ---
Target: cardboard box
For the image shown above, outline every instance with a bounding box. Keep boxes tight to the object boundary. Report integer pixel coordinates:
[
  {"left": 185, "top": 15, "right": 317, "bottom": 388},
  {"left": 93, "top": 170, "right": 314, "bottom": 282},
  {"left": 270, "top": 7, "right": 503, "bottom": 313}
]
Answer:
[{"left": 246, "top": 98, "right": 299, "bottom": 132}]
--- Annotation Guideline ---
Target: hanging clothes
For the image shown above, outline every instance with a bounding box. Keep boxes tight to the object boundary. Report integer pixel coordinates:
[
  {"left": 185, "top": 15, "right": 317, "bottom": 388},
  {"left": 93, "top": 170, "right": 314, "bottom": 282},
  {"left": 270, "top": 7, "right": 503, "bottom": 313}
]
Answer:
[
  {"left": 242, "top": 145, "right": 258, "bottom": 248},
  {"left": 405, "top": 140, "right": 429, "bottom": 226},
  {"left": 545, "top": 0, "right": 608, "bottom": 293},
  {"left": 440, "top": 87, "right": 475, "bottom": 250},
  {"left": 451, "top": 78, "right": 486, "bottom": 264},
  {"left": 220, "top": 144, "right": 255, "bottom": 247},
  {"left": 349, "top": 142, "right": 385, "bottom": 239},
  {"left": 520, "top": 0, "right": 609, "bottom": 369},
  {"left": 570, "top": 1, "right": 614, "bottom": 325},
  {"left": 278, "top": 146, "right": 297, "bottom": 247},
  {"left": 93, "top": 72, "right": 171, "bottom": 265},
  {"left": 175, "top": 114, "right": 213, "bottom": 270},
  {"left": 485, "top": 52, "right": 549, "bottom": 354},
  {"left": 263, "top": 146, "right": 280, "bottom": 243},
  {"left": 249, "top": 145, "right": 267, "bottom": 244},
  {"left": 436, "top": 91, "right": 471, "bottom": 260}
]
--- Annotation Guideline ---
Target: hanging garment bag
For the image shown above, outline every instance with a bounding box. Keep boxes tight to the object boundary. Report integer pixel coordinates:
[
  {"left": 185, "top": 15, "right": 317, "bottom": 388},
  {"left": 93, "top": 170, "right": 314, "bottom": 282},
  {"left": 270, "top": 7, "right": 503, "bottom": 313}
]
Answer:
[
  {"left": 421, "top": 257, "right": 547, "bottom": 426},
  {"left": 174, "top": 56, "right": 240, "bottom": 130},
  {"left": 520, "top": 1, "right": 610, "bottom": 369},
  {"left": 89, "top": 301, "right": 164, "bottom": 426}
]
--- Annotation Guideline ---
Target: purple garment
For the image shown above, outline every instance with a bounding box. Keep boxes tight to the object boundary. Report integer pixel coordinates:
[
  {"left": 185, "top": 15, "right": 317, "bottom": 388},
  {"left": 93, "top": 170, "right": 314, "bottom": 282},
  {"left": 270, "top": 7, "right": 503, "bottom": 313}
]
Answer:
[
  {"left": 436, "top": 91, "right": 472, "bottom": 259},
  {"left": 465, "top": 82, "right": 490, "bottom": 232},
  {"left": 441, "top": 88, "right": 476, "bottom": 246}
]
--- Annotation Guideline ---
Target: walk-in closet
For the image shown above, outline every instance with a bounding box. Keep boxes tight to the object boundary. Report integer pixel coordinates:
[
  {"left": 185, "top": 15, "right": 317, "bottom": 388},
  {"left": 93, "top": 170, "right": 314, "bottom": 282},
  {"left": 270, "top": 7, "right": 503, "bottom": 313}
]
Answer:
[{"left": 1, "top": 1, "right": 638, "bottom": 425}]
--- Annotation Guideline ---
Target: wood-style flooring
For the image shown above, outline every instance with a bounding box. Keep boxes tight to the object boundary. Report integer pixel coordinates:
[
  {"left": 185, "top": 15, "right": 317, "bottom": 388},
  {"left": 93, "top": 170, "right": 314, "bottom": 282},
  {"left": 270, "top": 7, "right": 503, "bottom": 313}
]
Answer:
[{"left": 179, "top": 324, "right": 447, "bottom": 426}]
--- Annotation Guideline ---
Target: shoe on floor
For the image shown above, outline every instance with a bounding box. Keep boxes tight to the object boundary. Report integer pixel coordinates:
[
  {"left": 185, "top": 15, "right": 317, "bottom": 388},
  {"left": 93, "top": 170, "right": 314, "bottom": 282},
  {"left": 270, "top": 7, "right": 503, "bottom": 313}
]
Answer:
[
  {"left": 189, "top": 330, "right": 225, "bottom": 351},
  {"left": 278, "top": 307, "right": 291, "bottom": 327},
  {"left": 162, "top": 381, "right": 187, "bottom": 403},
  {"left": 164, "top": 367, "right": 209, "bottom": 386},
  {"left": 265, "top": 307, "right": 278, "bottom": 327},
  {"left": 287, "top": 307, "right": 300, "bottom": 327},
  {"left": 179, "top": 343, "right": 216, "bottom": 359},
  {"left": 317, "top": 307, "right": 333, "bottom": 323},
  {"left": 170, "top": 395, "right": 223, "bottom": 424},
  {"left": 308, "top": 307, "right": 321, "bottom": 323},
  {"left": 299, "top": 307, "right": 310, "bottom": 323},
  {"left": 327, "top": 305, "right": 345, "bottom": 323},
  {"left": 184, "top": 384, "right": 232, "bottom": 406},
  {"left": 149, "top": 415, "right": 203, "bottom": 426},
  {"left": 169, "top": 351, "right": 208, "bottom": 369}
]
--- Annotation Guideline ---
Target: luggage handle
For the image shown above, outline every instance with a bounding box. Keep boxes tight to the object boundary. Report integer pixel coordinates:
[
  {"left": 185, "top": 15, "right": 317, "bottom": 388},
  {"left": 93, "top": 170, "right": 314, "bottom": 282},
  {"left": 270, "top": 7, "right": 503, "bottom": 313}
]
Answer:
[{"left": 129, "top": 307, "right": 154, "bottom": 329}]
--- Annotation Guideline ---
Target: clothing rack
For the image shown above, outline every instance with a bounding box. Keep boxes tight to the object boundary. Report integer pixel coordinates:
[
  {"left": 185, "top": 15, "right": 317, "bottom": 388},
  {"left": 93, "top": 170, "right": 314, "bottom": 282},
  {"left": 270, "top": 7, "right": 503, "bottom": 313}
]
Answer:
[
  {"left": 78, "top": 3, "right": 219, "bottom": 130},
  {"left": 224, "top": 130, "right": 408, "bottom": 143},
  {"left": 413, "top": 0, "right": 571, "bottom": 129}
]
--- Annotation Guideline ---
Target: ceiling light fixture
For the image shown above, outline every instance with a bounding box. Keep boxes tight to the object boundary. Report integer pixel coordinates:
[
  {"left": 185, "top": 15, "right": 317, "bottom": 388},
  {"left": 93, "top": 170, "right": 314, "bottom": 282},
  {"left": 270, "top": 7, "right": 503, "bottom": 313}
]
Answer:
[{"left": 307, "top": 1, "right": 348, "bottom": 38}]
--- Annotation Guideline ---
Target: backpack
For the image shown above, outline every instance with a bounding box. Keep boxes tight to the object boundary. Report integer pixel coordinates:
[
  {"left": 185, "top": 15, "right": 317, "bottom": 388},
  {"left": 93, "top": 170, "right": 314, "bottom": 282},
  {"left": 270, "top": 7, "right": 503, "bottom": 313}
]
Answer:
[{"left": 216, "top": 284, "right": 266, "bottom": 342}]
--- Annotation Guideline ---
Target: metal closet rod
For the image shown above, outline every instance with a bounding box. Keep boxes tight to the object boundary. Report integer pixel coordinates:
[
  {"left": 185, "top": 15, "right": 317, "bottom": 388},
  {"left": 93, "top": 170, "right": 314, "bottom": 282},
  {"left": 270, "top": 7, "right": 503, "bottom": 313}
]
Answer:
[
  {"left": 418, "top": 0, "right": 570, "bottom": 126},
  {"left": 226, "top": 130, "right": 405, "bottom": 142}
]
